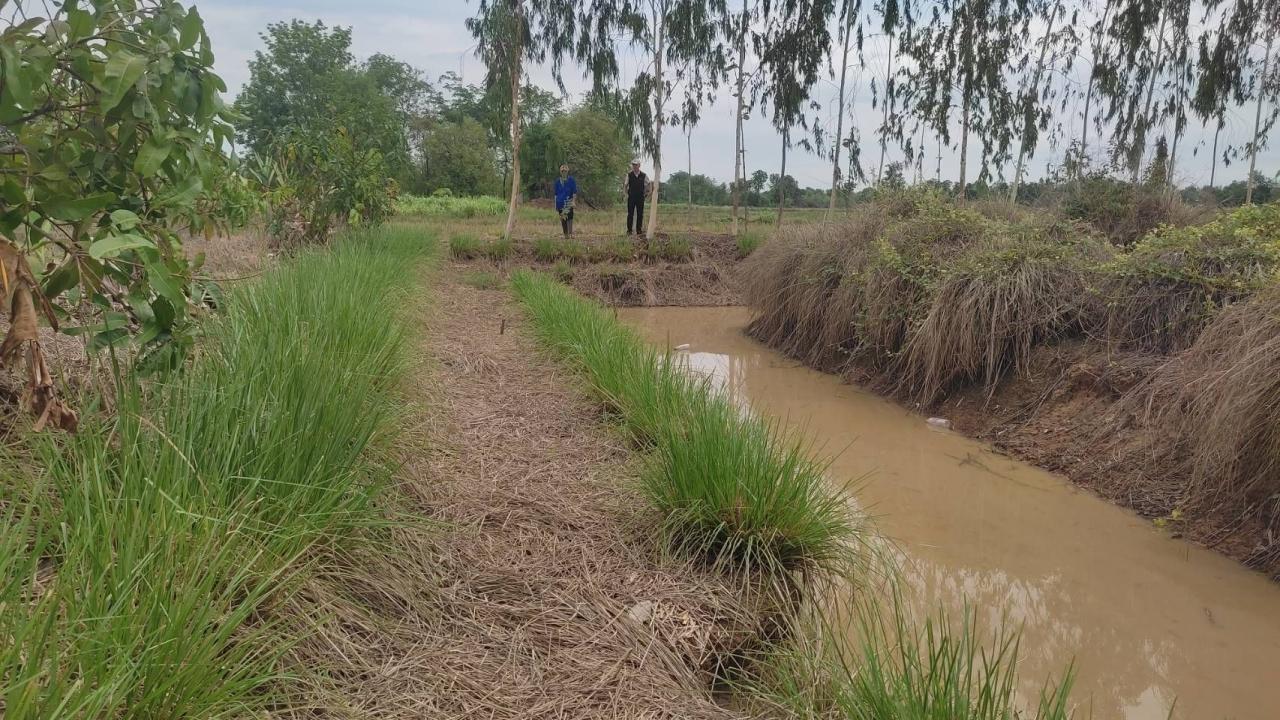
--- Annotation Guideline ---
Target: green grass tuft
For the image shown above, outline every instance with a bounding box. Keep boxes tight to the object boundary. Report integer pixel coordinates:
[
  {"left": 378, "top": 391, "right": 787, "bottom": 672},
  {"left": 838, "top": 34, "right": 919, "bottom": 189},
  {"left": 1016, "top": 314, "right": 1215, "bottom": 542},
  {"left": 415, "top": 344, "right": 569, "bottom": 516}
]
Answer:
[
  {"left": 0, "top": 226, "right": 428, "bottom": 717},
  {"left": 449, "top": 233, "right": 482, "bottom": 259},
  {"left": 533, "top": 237, "right": 558, "bottom": 263},
  {"left": 510, "top": 270, "right": 856, "bottom": 574},
  {"left": 737, "top": 230, "right": 764, "bottom": 257},
  {"left": 484, "top": 237, "right": 514, "bottom": 261}
]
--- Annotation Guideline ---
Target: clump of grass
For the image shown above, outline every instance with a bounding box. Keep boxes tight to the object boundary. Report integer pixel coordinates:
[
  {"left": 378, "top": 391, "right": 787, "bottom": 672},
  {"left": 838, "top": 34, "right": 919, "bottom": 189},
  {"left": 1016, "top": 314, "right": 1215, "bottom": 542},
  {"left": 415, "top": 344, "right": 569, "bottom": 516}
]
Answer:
[
  {"left": 2, "top": 227, "right": 427, "bottom": 717},
  {"left": 462, "top": 270, "right": 503, "bottom": 290},
  {"left": 510, "top": 270, "right": 857, "bottom": 575},
  {"left": 450, "top": 232, "right": 482, "bottom": 259},
  {"left": 484, "top": 237, "right": 513, "bottom": 261},
  {"left": 1100, "top": 202, "right": 1280, "bottom": 352},
  {"left": 736, "top": 230, "right": 765, "bottom": 258},
  {"left": 559, "top": 238, "right": 587, "bottom": 264},
  {"left": 607, "top": 238, "right": 635, "bottom": 262},
  {"left": 745, "top": 593, "right": 1077, "bottom": 720},
  {"left": 552, "top": 260, "right": 574, "bottom": 283},
  {"left": 659, "top": 236, "right": 693, "bottom": 262},
  {"left": 533, "top": 237, "right": 558, "bottom": 263}
]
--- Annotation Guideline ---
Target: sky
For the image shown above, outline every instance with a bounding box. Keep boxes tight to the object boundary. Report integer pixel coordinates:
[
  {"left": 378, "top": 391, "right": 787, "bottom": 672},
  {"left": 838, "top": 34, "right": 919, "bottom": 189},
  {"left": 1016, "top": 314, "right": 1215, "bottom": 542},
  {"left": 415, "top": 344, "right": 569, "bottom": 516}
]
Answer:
[{"left": 196, "top": 0, "right": 1278, "bottom": 190}]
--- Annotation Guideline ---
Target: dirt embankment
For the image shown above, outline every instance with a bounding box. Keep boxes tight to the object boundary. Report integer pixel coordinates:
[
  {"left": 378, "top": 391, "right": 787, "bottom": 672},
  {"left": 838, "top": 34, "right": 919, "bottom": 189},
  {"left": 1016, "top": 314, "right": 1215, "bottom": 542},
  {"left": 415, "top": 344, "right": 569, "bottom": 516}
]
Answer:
[{"left": 453, "top": 233, "right": 744, "bottom": 307}]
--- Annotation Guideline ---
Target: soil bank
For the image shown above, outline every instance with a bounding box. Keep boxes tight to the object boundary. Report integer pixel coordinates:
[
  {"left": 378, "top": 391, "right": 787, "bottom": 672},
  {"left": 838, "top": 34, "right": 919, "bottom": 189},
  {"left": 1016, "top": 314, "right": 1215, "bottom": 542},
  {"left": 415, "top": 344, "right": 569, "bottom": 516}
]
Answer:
[{"left": 622, "top": 305, "right": 1280, "bottom": 720}]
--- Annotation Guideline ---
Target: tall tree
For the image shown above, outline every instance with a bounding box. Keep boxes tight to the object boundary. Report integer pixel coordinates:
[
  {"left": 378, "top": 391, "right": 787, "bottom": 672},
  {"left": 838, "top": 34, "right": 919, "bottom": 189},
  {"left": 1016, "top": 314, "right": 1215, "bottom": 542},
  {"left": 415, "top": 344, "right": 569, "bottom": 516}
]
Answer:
[
  {"left": 1009, "top": 0, "right": 1068, "bottom": 202},
  {"left": 722, "top": 0, "right": 764, "bottom": 237},
  {"left": 1245, "top": 20, "right": 1277, "bottom": 204},
  {"left": 468, "top": 0, "right": 611, "bottom": 239},
  {"left": 757, "top": 0, "right": 836, "bottom": 226},
  {"left": 902, "top": 0, "right": 1028, "bottom": 199},
  {"left": 828, "top": 0, "right": 865, "bottom": 219},
  {"left": 1073, "top": 0, "right": 1116, "bottom": 178}
]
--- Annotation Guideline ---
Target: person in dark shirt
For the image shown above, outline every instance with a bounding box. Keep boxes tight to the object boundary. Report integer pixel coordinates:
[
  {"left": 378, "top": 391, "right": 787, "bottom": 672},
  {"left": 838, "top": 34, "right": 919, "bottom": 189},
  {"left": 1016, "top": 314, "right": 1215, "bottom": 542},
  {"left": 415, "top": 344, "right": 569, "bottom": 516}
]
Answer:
[
  {"left": 554, "top": 164, "right": 577, "bottom": 237},
  {"left": 625, "top": 160, "right": 648, "bottom": 235}
]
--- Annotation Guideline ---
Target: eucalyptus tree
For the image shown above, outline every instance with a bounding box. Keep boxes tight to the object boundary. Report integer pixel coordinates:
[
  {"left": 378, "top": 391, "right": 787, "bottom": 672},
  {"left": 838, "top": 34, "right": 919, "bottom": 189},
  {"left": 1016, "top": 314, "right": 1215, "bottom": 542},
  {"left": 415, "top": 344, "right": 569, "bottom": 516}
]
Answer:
[
  {"left": 1008, "top": 0, "right": 1077, "bottom": 202},
  {"left": 757, "top": 0, "right": 837, "bottom": 226},
  {"left": 1244, "top": 3, "right": 1278, "bottom": 203},
  {"left": 468, "top": 0, "right": 615, "bottom": 239},
  {"left": 828, "top": 0, "right": 866, "bottom": 219},
  {"left": 1073, "top": 0, "right": 1117, "bottom": 178},
  {"left": 723, "top": 0, "right": 764, "bottom": 237},
  {"left": 873, "top": 0, "right": 911, "bottom": 184},
  {"left": 901, "top": 0, "right": 1028, "bottom": 199},
  {"left": 617, "top": 0, "right": 724, "bottom": 240}
]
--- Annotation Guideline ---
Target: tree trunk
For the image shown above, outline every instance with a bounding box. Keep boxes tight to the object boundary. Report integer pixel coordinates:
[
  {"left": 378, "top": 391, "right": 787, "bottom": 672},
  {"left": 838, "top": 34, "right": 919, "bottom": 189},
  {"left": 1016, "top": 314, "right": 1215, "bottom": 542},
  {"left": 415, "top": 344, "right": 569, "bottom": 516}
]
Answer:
[
  {"left": 646, "top": 3, "right": 666, "bottom": 241},
  {"left": 1130, "top": 11, "right": 1168, "bottom": 186},
  {"left": 776, "top": 127, "right": 788, "bottom": 228},
  {"left": 828, "top": 7, "right": 853, "bottom": 222},
  {"left": 687, "top": 129, "right": 693, "bottom": 228},
  {"left": 502, "top": 1, "right": 525, "bottom": 241},
  {"left": 1246, "top": 28, "right": 1274, "bottom": 205},
  {"left": 1010, "top": 2, "right": 1059, "bottom": 204},
  {"left": 1078, "top": 1, "right": 1112, "bottom": 180},
  {"left": 731, "top": 0, "right": 748, "bottom": 237},
  {"left": 1210, "top": 118, "right": 1222, "bottom": 187},
  {"left": 1167, "top": 120, "right": 1181, "bottom": 198},
  {"left": 876, "top": 32, "right": 894, "bottom": 184},
  {"left": 957, "top": 73, "right": 972, "bottom": 200}
]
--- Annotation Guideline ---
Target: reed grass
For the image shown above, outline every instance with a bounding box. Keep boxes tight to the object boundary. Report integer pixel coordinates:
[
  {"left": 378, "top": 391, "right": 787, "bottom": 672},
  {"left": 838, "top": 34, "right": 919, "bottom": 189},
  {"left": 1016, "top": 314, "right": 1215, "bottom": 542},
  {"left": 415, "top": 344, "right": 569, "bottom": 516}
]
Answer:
[
  {"left": 449, "top": 232, "right": 482, "bottom": 259},
  {"left": 510, "top": 270, "right": 857, "bottom": 575},
  {"left": 0, "top": 225, "right": 428, "bottom": 717}
]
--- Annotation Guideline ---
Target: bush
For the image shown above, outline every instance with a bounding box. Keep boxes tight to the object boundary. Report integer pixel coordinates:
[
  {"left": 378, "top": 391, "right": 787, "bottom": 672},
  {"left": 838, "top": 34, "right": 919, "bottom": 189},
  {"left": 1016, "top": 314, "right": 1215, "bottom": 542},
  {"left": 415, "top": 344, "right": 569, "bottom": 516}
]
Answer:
[
  {"left": 511, "top": 271, "right": 857, "bottom": 574},
  {"left": 449, "top": 233, "right": 482, "bottom": 260},
  {"left": 1101, "top": 202, "right": 1280, "bottom": 352},
  {"left": 396, "top": 194, "right": 507, "bottom": 218}
]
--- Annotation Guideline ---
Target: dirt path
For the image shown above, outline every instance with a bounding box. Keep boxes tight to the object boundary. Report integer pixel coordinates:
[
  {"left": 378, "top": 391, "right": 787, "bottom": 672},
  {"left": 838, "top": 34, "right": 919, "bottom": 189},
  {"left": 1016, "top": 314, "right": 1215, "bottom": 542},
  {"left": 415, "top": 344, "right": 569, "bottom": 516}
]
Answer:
[{"left": 380, "top": 265, "right": 749, "bottom": 718}]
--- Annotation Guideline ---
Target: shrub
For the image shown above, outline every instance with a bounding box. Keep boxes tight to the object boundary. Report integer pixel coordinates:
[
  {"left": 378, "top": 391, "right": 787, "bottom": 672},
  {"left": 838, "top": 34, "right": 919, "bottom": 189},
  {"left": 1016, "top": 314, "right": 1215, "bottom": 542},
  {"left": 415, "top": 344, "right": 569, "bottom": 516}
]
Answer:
[
  {"left": 449, "top": 233, "right": 482, "bottom": 260},
  {"left": 511, "top": 271, "right": 857, "bottom": 574},
  {"left": 1100, "top": 202, "right": 1280, "bottom": 352}
]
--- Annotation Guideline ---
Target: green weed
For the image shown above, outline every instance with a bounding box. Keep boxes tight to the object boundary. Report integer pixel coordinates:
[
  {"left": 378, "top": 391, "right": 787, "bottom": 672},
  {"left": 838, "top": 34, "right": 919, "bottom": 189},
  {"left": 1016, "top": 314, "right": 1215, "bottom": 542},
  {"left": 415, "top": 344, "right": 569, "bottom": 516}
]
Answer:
[
  {"left": 737, "top": 231, "right": 764, "bottom": 257},
  {"left": 607, "top": 239, "right": 635, "bottom": 262},
  {"left": 450, "top": 233, "right": 482, "bottom": 259},
  {"left": 559, "top": 239, "right": 587, "bottom": 264},
  {"left": 0, "top": 227, "right": 428, "bottom": 717},
  {"left": 553, "top": 260, "right": 574, "bottom": 283},
  {"left": 660, "top": 236, "right": 693, "bottom": 262},
  {"left": 484, "top": 237, "right": 514, "bottom": 261},
  {"left": 397, "top": 193, "right": 507, "bottom": 218}
]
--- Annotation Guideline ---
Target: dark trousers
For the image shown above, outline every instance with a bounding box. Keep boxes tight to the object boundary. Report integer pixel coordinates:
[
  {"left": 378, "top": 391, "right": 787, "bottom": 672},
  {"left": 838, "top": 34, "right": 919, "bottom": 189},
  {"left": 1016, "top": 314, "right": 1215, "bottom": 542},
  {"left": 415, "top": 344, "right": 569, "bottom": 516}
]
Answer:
[
  {"left": 627, "top": 196, "right": 645, "bottom": 234},
  {"left": 559, "top": 208, "right": 574, "bottom": 237}
]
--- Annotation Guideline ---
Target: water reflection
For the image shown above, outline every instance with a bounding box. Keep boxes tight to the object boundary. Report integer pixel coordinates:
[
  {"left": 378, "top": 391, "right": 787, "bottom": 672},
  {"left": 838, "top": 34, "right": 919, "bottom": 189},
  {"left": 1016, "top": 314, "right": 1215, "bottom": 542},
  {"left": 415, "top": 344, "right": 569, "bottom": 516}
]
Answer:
[{"left": 625, "top": 306, "right": 1280, "bottom": 720}]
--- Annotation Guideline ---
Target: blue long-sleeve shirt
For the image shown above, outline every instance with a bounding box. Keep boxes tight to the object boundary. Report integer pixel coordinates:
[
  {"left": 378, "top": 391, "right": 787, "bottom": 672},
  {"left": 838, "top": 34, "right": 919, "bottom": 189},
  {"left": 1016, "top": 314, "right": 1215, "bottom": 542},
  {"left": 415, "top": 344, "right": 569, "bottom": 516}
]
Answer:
[{"left": 554, "top": 176, "right": 577, "bottom": 211}]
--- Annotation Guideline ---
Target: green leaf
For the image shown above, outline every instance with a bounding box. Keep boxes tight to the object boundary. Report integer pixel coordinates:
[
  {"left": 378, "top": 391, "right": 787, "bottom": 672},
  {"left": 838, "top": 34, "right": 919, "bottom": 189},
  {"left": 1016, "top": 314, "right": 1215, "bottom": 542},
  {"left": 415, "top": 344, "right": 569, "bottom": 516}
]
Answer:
[
  {"left": 89, "top": 326, "right": 130, "bottom": 353},
  {"left": 41, "top": 260, "right": 80, "bottom": 299},
  {"left": 110, "top": 209, "right": 141, "bottom": 230},
  {"left": 156, "top": 174, "right": 202, "bottom": 208},
  {"left": 134, "top": 135, "right": 171, "bottom": 177},
  {"left": 44, "top": 193, "right": 114, "bottom": 221},
  {"left": 67, "top": 8, "right": 94, "bottom": 41},
  {"left": 0, "top": 43, "right": 33, "bottom": 110},
  {"left": 100, "top": 51, "right": 147, "bottom": 112},
  {"left": 89, "top": 233, "right": 156, "bottom": 260},
  {"left": 0, "top": 177, "right": 25, "bottom": 205},
  {"left": 179, "top": 8, "right": 203, "bottom": 50},
  {"left": 146, "top": 259, "right": 185, "bottom": 307}
]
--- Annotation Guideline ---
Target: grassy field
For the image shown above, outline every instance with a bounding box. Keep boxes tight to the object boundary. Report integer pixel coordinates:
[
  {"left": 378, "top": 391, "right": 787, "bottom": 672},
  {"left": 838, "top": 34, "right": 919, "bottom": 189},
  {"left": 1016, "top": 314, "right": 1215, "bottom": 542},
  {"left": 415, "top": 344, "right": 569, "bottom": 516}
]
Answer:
[{"left": 0, "top": 226, "right": 431, "bottom": 717}]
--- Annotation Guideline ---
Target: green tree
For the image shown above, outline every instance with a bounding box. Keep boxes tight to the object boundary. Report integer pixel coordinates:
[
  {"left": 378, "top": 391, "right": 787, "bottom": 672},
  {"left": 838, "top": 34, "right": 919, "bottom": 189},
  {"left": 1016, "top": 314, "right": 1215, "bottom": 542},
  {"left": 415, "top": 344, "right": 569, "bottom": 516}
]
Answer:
[
  {"left": 421, "top": 118, "right": 501, "bottom": 195},
  {"left": 545, "top": 108, "right": 630, "bottom": 208},
  {"left": 0, "top": 0, "right": 234, "bottom": 426}
]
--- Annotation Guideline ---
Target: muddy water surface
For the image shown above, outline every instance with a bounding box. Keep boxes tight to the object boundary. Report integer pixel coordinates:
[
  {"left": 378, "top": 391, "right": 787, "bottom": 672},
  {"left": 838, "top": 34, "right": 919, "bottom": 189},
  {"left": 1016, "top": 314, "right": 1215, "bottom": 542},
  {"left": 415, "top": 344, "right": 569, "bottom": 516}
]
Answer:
[{"left": 620, "top": 306, "right": 1280, "bottom": 720}]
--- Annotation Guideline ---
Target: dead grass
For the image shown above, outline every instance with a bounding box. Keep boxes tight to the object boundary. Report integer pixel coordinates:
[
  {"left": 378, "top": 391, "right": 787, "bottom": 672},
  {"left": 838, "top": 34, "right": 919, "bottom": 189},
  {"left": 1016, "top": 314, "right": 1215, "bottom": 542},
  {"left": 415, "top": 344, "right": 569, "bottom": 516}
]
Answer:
[
  {"left": 278, "top": 264, "right": 765, "bottom": 718},
  {"left": 1112, "top": 286, "right": 1280, "bottom": 571}
]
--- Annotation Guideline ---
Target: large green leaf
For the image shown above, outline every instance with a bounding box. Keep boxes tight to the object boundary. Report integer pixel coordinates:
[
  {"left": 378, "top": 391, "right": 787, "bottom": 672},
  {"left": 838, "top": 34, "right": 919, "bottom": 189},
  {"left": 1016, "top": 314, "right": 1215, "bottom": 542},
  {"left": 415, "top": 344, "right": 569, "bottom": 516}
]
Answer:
[
  {"left": 146, "top": 259, "right": 186, "bottom": 308},
  {"left": 44, "top": 193, "right": 114, "bottom": 221},
  {"left": 89, "top": 233, "right": 156, "bottom": 260},
  {"left": 156, "top": 174, "right": 202, "bottom": 208},
  {"left": 134, "top": 135, "right": 172, "bottom": 177},
  {"left": 0, "top": 42, "right": 33, "bottom": 110},
  {"left": 179, "top": 8, "right": 203, "bottom": 50},
  {"left": 41, "top": 260, "right": 80, "bottom": 299},
  {"left": 100, "top": 51, "right": 148, "bottom": 112}
]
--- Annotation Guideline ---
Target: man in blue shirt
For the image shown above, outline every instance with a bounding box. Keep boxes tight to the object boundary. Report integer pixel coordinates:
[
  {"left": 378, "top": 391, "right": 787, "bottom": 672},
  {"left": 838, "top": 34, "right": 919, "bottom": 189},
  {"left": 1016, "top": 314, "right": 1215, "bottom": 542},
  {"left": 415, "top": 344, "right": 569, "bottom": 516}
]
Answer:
[{"left": 554, "top": 164, "right": 577, "bottom": 238}]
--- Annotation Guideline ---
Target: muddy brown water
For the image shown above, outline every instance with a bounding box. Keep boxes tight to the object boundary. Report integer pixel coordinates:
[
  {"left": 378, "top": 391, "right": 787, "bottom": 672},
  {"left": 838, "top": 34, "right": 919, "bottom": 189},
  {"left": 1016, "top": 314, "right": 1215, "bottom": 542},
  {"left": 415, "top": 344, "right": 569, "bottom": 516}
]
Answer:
[{"left": 620, "top": 306, "right": 1280, "bottom": 720}]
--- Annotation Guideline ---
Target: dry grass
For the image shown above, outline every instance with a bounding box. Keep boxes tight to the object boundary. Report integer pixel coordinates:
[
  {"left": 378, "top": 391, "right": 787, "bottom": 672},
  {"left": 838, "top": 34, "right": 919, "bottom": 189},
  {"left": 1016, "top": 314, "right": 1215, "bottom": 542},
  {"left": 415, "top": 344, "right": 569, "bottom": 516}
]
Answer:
[
  {"left": 1113, "top": 286, "right": 1280, "bottom": 570},
  {"left": 281, "top": 265, "right": 765, "bottom": 718}
]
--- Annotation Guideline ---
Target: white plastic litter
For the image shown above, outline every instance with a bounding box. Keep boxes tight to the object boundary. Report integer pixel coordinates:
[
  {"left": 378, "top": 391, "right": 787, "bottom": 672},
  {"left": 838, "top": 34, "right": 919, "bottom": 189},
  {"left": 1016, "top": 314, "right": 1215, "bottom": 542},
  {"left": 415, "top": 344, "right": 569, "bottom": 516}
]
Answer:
[
  {"left": 673, "top": 343, "right": 690, "bottom": 351},
  {"left": 926, "top": 417, "right": 952, "bottom": 430}
]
